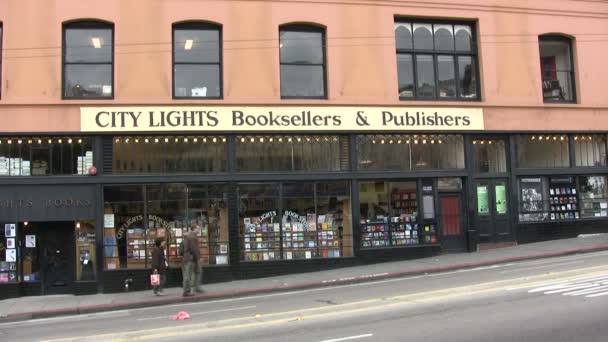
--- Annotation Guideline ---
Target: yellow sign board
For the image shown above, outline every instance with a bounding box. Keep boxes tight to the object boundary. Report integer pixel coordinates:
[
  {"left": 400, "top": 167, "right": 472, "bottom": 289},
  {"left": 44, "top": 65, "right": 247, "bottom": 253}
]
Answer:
[{"left": 80, "top": 106, "right": 484, "bottom": 132}]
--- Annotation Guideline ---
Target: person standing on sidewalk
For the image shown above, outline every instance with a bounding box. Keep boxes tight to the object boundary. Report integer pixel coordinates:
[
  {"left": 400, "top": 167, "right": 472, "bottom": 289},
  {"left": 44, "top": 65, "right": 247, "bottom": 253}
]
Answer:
[
  {"left": 150, "top": 238, "right": 167, "bottom": 296},
  {"left": 182, "top": 224, "right": 203, "bottom": 296}
]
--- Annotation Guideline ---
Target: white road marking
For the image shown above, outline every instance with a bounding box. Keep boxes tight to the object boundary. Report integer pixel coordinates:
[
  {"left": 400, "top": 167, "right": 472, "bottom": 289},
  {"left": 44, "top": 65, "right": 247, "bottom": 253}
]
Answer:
[
  {"left": 586, "top": 291, "right": 608, "bottom": 298},
  {"left": 564, "top": 285, "right": 608, "bottom": 296},
  {"left": 136, "top": 305, "right": 257, "bottom": 321},
  {"left": 529, "top": 272, "right": 608, "bottom": 298},
  {"left": 500, "top": 260, "right": 584, "bottom": 274},
  {"left": 318, "top": 333, "right": 374, "bottom": 342}
]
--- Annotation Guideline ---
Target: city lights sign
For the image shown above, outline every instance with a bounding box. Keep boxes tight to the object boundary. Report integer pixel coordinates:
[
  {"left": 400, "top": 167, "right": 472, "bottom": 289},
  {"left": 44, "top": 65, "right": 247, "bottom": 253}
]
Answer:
[{"left": 80, "top": 106, "right": 484, "bottom": 132}]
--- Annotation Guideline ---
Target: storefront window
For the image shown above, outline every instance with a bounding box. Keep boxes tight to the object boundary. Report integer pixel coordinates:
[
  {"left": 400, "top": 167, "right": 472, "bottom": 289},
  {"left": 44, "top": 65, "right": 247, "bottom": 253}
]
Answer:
[
  {"left": 1, "top": 223, "right": 18, "bottom": 283},
  {"left": 574, "top": 135, "right": 607, "bottom": 167},
  {"left": 548, "top": 177, "right": 579, "bottom": 220},
  {"left": 239, "top": 183, "right": 281, "bottom": 261},
  {"left": 473, "top": 139, "right": 507, "bottom": 173},
  {"left": 519, "top": 177, "right": 549, "bottom": 222},
  {"left": 75, "top": 221, "right": 96, "bottom": 281},
  {"left": 112, "top": 136, "right": 227, "bottom": 173},
  {"left": 0, "top": 137, "right": 93, "bottom": 176},
  {"left": 495, "top": 182, "right": 508, "bottom": 214},
  {"left": 239, "top": 182, "right": 352, "bottom": 261},
  {"left": 516, "top": 135, "right": 569, "bottom": 168},
  {"left": 357, "top": 134, "right": 464, "bottom": 171},
  {"left": 236, "top": 135, "right": 348, "bottom": 172},
  {"left": 103, "top": 186, "right": 145, "bottom": 269},
  {"left": 187, "top": 184, "right": 230, "bottom": 265},
  {"left": 360, "top": 181, "right": 433, "bottom": 248},
  {"left": 579, "top": 176, "right": 608, "bottom": 218}
]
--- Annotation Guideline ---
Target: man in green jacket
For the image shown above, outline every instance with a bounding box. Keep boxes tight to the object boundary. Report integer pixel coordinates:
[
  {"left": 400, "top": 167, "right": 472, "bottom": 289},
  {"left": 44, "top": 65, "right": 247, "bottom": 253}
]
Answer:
[{"left": 182, "top": 224, "right": 203, "bottom": 296}]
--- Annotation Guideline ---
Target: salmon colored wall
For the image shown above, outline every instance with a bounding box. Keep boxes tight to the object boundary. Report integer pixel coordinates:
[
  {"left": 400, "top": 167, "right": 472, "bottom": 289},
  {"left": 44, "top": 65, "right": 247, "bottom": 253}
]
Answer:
[{"left": 0, "top": 0, "right": 607, "bottom": 132}]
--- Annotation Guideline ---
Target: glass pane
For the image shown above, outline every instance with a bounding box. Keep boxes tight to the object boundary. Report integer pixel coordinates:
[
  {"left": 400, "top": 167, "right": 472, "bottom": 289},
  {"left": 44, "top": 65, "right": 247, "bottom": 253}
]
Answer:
[
  {"left": 282, "top": 182, "right": 316, "bottom": 260},
  {"left": 64, "top": 64, "right": 112, "bottom": 98},
  {"left": 395, "top": 23, "right": 413, "bottom": 50},
  {"left": 416, "top": 55, "right": 435, "bottom": 98},
  {"left": 574, "top": 135, "right": 607, "bottom": 167},
  {"left": 519, "top": 177, "right": 549, "bottom": 222},
  {"left": 103, "top": 186, "right": 145, "bottom": 270},
  {"left": 474, "top": 139, "right": 507, "bottom": 173},
  {"left": 458, "top": 56, "right": 477, "bottom": 99},
  {"left": 517, "top": 135, "right": 570, "bottom": 168},
  {"left": 280, "top": 30, "right": 323, "bottom": 64},
  {"left": 239, "top": 183, "right": 281, "bottom": 262},
  {"left": 434, "top": 25, "right": 454, "bottom": 51},
  {"left": 356, "top": 135, "right": 411, "bottom": 171},
  {"left": 147, "top": 184, "right": 187, "bottom": 268},
  {"left": 495, "top": 182, "right": 508, "bottom": 214},
  {"left": 454, "top": 25, "right": 473, "bottom": 51},
  {"left": 65, "top": 28, "right": 112, "bottom": 63},
  {"left": 476, "top": 184, "right": 489, "bottom": 215},
  {"left": 437, "top": 56, "right": 456, "bottom": 98},
  {"left": 174, "top": 64, "right": 221, "bottom": 98},
  {"left": 413, "top": 24, "right": 434, "bottom": 50},
  {"left": 174, "top": 28, "right": 220, "bottom": 63},
  {"left": 280, "top": 65, "right": 325, "bottom": 98},
  {"left": 22, "top": 223, "right": 41, "bottom": 282},
  {"left": 579, "top": 176, "right": 608, "bottom": 218},
  {"left": 397, "top": 54, "right": 414, "bottom": 98},
  {"left": 548, "top": 177, "right": 578, "bottom": 221},
  {"left": 76, "top": 221, "right": 96, "bottom": 280},
  {"left": 317, "top": 181, "right": 352, "bottom": 257},
  {"left": 539, "top": 38, "right": 574, "bottom": 102},
  {"left": 359, "top": 181, "right": 390, "bottom": 248}
]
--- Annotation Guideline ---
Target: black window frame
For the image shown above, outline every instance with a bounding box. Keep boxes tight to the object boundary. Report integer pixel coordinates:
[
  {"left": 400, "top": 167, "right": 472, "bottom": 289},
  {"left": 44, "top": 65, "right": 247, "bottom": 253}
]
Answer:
[
  {"left": 172, "top": 21, "right": 223, "bottom": 100},
  {"left": 62, "top": 20, "right": 114, "bottom": 100},
  {"left": 539, "top": 34, "right": 577, "bottom": 104},
  {"left": 394, "top": 19, "right": 480, "bottom": 102},
  {"left": 279, "top": 24, "right": 328, "bottom": 100}
]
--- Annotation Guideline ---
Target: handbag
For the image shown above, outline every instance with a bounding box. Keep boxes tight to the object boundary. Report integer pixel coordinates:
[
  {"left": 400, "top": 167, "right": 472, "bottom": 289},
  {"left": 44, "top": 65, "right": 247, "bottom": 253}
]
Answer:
[{"left": 150, "top": 273, "right": 160, "bottom": 286}]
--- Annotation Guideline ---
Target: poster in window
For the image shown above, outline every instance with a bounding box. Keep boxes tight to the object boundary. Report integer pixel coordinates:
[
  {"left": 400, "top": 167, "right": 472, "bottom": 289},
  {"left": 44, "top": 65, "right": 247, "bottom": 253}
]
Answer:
[
  {"left": 495, "top": 184, "right": 507, "bottom": 214},
  {"left": 4, "top": 224, "right": 16, "bottom": 238},
  {"left": 521, "top": 178, "right": 543, "bottom": 212},
  {"left": 5, "top": 249, "right": 16, "bottom": 262},
  {"left": 477, "top": 185, "right": 489, "bottom": 214}
]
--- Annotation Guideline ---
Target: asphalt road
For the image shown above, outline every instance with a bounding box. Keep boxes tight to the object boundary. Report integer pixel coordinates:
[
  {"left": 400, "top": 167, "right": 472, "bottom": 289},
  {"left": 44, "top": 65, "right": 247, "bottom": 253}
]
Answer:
[{"left": 3, "top": 251, "right": 608, "bottom": 342}]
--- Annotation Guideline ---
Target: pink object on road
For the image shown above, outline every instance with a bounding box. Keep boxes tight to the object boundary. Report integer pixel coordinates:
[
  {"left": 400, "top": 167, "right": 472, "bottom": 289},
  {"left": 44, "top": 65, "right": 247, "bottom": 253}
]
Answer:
[{"left": 171, "top": 311, "right": 191, "bottom": 320}]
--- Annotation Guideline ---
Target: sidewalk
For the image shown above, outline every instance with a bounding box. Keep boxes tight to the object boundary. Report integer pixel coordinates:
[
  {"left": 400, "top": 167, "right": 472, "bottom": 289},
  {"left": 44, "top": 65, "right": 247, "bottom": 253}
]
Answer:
[{"left": 2, "top": 234, "right": 608, "bottom": 322}]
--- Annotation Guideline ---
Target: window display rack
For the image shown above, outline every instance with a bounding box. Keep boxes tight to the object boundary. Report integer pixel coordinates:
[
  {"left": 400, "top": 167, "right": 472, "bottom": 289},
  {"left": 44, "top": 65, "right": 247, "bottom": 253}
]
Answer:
[
  {"left": 360, "top": 220, "right": 390, "bottom": 248},
  {"left": 389, "top": 216, "right": 419, "bottom": 246},
  {"left": 549, "top": 181, "right": 579, "bottom": 221},
  {"left": 318, "top": 212, "right": 342, "bottom": 258},
  {"left": 242, "top": 219, "right": 281, "bottom": 262},
  {"left": 282, "top": 222, "right": 317, "bottom": 260}
]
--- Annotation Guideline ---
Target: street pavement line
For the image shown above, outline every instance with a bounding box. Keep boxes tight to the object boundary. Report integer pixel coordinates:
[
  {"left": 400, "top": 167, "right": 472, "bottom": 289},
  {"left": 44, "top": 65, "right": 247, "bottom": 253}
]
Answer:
[
  {"left": 42, "top": 265, "right": 608, "bottom": 342},
  {"left": 318, "top": 333, "right": 374, "bottom": 342}
]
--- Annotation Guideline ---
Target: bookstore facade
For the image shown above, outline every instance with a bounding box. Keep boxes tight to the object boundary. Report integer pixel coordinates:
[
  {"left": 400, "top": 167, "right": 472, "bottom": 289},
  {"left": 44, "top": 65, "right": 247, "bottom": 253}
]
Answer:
[{"left": 1, "top": 106, "right": 607, "bottom": 297}]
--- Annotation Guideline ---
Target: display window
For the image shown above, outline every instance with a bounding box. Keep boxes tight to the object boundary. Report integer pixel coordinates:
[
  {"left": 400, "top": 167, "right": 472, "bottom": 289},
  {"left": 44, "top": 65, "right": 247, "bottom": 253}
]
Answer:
[
  {"left": 238, "top": 181, "right": 352, "bottom": 262},
  {"left": 574, "top": 135, "right": 607, "bottom": 167},
  {"left": 75, "top": 221, "right": 96, "bottom": 281},
  {"left": 579, "top": 176, "right": 608, "bottom": 218},
  {"left": 0, "top": 223, "right": 18, "bottom": 283},
  {"left": 359, "top": 181, "right": 437, "bottom": 249},
  {"left": 473, "top": 139, "right": 507, "bottom": 173},
  {"left": 103, "top": 184, "right": 229, "bottom": 270},
  {"left": 518, "top": 177, "right": 549, "bottom": 222}
]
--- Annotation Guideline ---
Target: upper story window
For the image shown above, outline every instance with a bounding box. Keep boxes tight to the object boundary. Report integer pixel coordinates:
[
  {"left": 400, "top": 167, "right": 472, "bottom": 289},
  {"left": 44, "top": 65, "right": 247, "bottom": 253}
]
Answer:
[
  {"left": 395, "top": 20, "right": 479, "bottom": 101},
  {"left": 0, "top": 23, "right": 3, "bottom": 99},
  {"left": 63, "top": 21, "right": 114, "bottom": 99},
  {"left": 280, "top": 25, "right": 327, "bottom": 99},
  {"left": 173, "top": 22, "right": 222, "bottom": 99},
  {"left": 539, "top": 35, "right": 576, "bottom": 103}
]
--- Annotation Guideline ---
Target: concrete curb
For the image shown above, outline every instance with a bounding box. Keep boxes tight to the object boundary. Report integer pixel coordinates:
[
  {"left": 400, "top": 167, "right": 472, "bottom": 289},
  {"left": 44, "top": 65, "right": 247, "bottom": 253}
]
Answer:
[{"left": 3, "top": 244, "right": 608, "bottom": 323}]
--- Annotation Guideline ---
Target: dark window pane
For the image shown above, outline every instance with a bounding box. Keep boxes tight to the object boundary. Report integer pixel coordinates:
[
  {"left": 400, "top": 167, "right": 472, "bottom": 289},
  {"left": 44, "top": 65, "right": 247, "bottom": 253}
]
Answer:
[
  {"left": 174, "top": 64, "right": 221, "bottom": 98},
  {"left": 64, "top": 64, "right": 112, "bottom": 97},
  {"left": 458, "top": 56, "right": 477, "bottom": 99},
  {"left": 280, "top": 65, "right": 325, "bottom": 98},
  {"left": 413, "top": 24, "right": 433, "bottom": 50},
  {"left": 65, "top": 28, "right": 112, "bottom": 63},
  {"left": 474, "top": 139, "right": 507, "bottom": 173},
  {"left": 397, "top": 54, "right": 414, "bottom": 98},
  {"left": 395, "top": 23, "right": 412, "bottom": 50},
  {"left": 574, "top": 135, "right": 607, "bottom": 167},
  {"left": 517, "top": 135, "right": 570, "bottom": 168},
  {"left": 455, "top": 25, "right": 473, "bottom": 51},
  {"left": 174, "top": 29, "right": 220, "bottom": 63},
  {"left": 280, "top": 30, "right": 323, "bottom": 64},
  {"left": 416, "top": 55, "right": 435, "bottom": 98},
  {"left": 437, "top": 56, "right": 456, "bottom": 98},
  {"left": 539, "top": 37, "right": 575, "bottom": 102},
  {"left": 434, "top": 25, "right": 454, "bottom": 51}
]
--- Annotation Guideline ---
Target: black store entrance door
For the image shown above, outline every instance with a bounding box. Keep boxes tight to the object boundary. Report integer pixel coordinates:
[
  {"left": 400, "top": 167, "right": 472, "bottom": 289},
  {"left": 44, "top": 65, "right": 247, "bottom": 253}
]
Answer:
[
  {"left": 42, "top": 222, "right": 75, "bottom": 294},
  {"left": 474, "top": 179, "right": 511, "bottom": 243},
  {"left": 439, "top": 194, "right": 465, "bottom": 251}
]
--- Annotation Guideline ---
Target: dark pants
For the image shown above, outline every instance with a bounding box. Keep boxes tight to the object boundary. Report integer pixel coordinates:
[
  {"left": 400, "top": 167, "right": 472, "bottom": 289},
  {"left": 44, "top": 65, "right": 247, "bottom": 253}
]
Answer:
[{"left": 153, "top": 273, "right": 166, "bottom": 294}]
